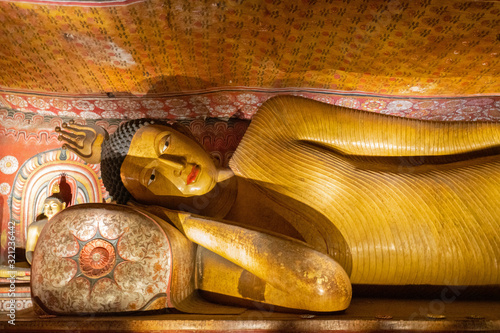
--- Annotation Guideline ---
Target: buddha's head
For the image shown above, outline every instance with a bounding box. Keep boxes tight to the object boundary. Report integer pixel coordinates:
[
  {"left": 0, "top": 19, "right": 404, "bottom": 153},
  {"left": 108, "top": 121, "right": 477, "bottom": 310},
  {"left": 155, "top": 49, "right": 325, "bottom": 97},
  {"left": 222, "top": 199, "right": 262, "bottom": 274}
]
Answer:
[
  {"left": 43, "top": 197, "right": 66, "bottom": 221},
  {"left": 100, "top": 119, "right": 233, "bottom": 205},
  {"left": 42, "top": 183, "right": 67, "bottom": 220}
]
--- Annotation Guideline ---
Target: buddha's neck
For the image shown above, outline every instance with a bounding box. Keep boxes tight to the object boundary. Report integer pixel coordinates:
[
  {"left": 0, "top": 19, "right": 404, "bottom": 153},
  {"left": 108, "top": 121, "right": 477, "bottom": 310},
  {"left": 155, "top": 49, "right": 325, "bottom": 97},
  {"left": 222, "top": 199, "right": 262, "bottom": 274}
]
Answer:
[{"left": 153, "top": 177, "right": 238, "bottom": 219}]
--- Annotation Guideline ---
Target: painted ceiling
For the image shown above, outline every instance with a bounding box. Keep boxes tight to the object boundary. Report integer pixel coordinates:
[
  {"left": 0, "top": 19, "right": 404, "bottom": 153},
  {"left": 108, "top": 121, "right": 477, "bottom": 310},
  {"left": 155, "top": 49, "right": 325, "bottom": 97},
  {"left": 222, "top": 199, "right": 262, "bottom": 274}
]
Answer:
[{"left": 0, "top": 0, "right": 498, "bottom": 98}]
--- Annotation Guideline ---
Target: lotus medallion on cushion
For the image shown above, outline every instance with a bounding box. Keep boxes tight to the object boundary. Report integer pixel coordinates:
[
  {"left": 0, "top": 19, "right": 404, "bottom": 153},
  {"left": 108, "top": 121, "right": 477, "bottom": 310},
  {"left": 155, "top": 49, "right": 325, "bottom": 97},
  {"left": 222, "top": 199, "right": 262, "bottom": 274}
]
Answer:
[{"left": 31, "top": 204, "right": 172, "bottom": 314}]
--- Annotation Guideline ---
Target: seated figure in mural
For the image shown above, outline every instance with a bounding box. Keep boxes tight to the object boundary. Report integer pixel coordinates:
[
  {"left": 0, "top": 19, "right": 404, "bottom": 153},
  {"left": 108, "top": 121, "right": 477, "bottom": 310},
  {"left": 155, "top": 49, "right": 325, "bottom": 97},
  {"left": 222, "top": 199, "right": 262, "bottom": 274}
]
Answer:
[
  {"left": 50, "top": 95, "right": 500, "bottom": 313},
  {"left": 25, "top": 183, "right": 67, "bottom": 265}
]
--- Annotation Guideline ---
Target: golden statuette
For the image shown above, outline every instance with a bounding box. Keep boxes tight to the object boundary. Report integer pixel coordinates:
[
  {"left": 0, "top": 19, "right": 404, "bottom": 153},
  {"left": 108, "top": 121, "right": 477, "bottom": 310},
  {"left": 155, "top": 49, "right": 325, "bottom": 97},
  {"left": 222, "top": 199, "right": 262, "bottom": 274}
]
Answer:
[{"left": 25, "top": 182, "right": 67, "bottom": 265}]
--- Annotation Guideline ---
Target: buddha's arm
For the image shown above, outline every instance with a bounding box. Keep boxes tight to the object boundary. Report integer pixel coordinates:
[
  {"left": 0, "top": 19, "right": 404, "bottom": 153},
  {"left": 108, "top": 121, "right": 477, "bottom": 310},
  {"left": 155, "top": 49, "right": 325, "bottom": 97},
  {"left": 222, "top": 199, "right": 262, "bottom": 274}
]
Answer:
[
  {"left": 133, "top": 203, "right": 351, "bottom": 311},
  {"left": 25, "top": 225, "right": 41, "bottom": 265},
  {"left": 180, "top": 214, "right": 351, "bottom": 312},
  {"left": 257, "top": 96, "right": 500, "bottom": 157}
]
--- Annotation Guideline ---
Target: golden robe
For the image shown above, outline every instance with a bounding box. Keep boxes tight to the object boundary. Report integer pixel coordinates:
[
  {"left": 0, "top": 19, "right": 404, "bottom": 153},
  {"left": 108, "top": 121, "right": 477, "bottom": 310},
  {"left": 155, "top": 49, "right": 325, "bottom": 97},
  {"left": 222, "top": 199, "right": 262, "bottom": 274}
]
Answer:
[{"left": 230, "top": 96, "right": 500, "bottom": 286}]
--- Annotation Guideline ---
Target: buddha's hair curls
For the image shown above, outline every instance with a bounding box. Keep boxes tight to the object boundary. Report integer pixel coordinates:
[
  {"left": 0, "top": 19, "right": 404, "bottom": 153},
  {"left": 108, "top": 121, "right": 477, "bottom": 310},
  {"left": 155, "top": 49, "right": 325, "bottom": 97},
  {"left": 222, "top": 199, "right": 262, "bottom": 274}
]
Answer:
[{"left": 101, "top": 119, "right": 167, "bottom": 204}]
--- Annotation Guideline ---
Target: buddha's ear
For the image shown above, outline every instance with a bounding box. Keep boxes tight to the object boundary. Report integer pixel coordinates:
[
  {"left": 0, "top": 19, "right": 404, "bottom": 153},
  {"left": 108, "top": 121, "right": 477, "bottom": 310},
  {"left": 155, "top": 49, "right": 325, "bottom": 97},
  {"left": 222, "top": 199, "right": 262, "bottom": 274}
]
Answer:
[
  {"left": 216, "top": 168, "right": 234, "bottom": 183},
  {"left": 62, "top": 202, "right": 67, "bottom": 210}
]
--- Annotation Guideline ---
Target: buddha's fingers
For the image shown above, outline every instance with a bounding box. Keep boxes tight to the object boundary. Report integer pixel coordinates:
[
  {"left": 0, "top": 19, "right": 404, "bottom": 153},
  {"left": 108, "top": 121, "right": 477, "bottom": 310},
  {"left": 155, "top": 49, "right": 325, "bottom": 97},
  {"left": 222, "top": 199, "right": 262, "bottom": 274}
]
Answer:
[
  {"left": 63, "top": 121, "right": 95, "bottom": 132},
  {"left": 61, "top": 123, "right": 96, "bottom": 139},
  {"left": 61, "top": 143, "right": 81, "bottom": 156},
  {"left": 58, "top": 135, "right": 84, "bottom": 151},
  {"left": 61, "top": 142, "right": 93, "bottom": 159},
  {"left": 63, "top": 121, "right": 108, "bottom": 142},
  {"left": 56, "top": 128, "right": 86, "bottom": 142},
  {"left": 56, "top": 121, "right": 106, "bottom": 164},
  {"left": 57, "top": 132, "right": 87, "bottom": 150}
]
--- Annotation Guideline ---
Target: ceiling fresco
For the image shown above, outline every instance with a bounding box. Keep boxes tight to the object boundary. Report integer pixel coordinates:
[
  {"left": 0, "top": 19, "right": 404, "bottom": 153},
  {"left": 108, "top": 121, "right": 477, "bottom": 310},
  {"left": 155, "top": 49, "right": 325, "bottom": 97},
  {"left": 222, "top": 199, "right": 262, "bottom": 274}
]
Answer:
[{"left": 0, "top": 0, "right": 498, "bottom": 98}]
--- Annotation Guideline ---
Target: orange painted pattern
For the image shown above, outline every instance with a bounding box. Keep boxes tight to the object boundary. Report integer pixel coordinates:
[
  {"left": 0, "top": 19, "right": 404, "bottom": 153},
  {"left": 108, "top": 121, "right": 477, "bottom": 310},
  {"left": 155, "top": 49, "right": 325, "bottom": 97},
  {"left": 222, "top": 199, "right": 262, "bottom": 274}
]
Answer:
[{"left": 0, "top": 0, "right": 498, "bottom": 96}]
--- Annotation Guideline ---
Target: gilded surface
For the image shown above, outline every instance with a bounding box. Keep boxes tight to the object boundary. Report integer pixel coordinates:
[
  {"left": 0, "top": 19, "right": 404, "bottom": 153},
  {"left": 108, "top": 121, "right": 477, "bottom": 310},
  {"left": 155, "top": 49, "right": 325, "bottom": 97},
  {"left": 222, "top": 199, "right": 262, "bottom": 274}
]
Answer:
[
  {"left": 230, "top": 96, "right": 500, "bottom": 286},
  {"left": 31, "top": 204, "right": 172, "bottom": 313}
]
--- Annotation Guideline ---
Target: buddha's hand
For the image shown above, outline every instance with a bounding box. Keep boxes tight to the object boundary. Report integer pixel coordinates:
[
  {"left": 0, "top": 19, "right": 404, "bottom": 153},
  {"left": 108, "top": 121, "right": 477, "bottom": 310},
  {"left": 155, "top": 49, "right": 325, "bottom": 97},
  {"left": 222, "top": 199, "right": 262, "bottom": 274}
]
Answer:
[{"left": 55, "top": 121, "right": 109, "bottom": 164}]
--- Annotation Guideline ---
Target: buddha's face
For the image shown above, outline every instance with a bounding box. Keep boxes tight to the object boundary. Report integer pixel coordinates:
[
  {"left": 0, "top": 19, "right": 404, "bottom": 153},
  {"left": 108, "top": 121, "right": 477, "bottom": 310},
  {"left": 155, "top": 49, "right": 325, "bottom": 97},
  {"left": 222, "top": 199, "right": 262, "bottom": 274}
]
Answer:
[
  {"left": 121, "top": 125, "right": 218, "bottom": 199},
  {"left": 44, "top": 198, "right": 66, "bottom": 220}
]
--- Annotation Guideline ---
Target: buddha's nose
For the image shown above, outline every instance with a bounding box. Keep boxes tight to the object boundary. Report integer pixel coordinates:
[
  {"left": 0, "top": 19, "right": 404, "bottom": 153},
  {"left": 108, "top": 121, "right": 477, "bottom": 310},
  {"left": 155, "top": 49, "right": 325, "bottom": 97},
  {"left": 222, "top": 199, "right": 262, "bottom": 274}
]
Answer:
[{"left": 158, "top": 155, "right": 186, "bottom": 171}]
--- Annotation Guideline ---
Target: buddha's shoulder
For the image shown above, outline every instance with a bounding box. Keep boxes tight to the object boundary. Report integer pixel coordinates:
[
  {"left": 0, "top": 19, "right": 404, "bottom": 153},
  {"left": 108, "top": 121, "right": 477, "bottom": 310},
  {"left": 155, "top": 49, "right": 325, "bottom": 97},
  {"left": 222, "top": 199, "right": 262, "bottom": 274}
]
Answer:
[{"left": 29, "top": 218, "right": 49, "bottom": 229}]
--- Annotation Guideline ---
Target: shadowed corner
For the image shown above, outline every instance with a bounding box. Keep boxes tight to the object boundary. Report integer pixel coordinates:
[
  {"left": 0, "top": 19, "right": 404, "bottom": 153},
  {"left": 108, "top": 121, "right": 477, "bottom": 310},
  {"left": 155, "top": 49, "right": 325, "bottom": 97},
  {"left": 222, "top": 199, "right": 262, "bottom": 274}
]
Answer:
[
  {"left": 99, "top": 75, "right": 216, "bottom": 112},
  {"left": 142, "top": 75, "right": 216, "bottom": 97},
  {"left": 57, "top": 174, "right": 73, "bottom": 209}
]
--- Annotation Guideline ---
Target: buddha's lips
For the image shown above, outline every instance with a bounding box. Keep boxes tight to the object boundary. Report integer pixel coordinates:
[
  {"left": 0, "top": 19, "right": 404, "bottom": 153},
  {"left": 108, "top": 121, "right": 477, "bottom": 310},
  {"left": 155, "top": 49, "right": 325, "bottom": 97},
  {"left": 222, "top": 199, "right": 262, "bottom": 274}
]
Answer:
[{"left": 187, "top": 165, "right": 200, "bottom": 185}]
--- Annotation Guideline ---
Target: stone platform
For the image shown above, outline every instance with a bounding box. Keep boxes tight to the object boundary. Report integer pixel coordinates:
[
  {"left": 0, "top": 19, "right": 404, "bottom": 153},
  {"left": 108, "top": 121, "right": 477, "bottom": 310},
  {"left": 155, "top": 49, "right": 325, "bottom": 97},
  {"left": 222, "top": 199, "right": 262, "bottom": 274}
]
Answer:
[{"left": 1, "top": 298, "right": 499, "bottom": 332}]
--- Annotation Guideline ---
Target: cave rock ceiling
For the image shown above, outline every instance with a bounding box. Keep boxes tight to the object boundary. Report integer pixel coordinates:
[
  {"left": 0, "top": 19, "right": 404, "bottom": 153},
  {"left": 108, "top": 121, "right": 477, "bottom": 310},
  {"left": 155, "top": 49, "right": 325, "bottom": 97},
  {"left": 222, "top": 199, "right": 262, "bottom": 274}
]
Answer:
[{"left": 0, "top": 0, "right": 498, "bottom": 121}]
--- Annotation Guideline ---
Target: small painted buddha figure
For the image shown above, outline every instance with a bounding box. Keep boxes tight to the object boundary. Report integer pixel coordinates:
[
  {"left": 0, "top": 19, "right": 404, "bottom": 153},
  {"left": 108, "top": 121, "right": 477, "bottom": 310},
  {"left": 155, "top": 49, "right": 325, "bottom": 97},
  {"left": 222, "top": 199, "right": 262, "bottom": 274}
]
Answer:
[
  {"left": 25, "top": 183, "right": 67, "bottom": 265},
  {"left": 49, "top": 95, "right": 500, "bottom": 314}
]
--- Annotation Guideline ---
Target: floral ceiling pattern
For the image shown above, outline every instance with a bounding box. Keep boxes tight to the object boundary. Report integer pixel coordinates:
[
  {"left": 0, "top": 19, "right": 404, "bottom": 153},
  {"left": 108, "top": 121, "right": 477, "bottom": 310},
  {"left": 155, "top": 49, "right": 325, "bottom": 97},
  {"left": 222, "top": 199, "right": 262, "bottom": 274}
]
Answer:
[{"left": 0, "top": 0, "right": 498, "bottom": 97}]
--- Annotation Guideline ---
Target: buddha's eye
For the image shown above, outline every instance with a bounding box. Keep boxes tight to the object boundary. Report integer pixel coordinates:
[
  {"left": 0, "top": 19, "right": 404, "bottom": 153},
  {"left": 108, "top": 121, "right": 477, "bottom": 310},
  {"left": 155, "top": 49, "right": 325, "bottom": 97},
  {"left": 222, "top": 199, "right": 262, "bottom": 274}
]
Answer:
[
  {"left": 147, "top": 168, "right": 156, "bottom": 186},
  {"left": 160, "top": 135, "right": 171, "bottom": 154}
]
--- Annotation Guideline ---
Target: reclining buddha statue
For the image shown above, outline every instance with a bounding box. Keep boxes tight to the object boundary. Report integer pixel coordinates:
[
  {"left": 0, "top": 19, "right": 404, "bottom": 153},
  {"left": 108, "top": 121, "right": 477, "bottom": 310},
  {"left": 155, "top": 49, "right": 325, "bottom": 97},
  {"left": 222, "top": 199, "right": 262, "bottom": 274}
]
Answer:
[{"left": 32, "top": 95, "right": 500, "bottom": 315}]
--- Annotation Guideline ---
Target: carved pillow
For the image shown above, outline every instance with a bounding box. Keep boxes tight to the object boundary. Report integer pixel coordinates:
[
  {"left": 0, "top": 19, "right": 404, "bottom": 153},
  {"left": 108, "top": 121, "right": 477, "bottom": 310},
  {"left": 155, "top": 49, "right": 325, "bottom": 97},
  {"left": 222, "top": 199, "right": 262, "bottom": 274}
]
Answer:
[{"left": 31, "top": 204, "right": 175, "bottom": 314}]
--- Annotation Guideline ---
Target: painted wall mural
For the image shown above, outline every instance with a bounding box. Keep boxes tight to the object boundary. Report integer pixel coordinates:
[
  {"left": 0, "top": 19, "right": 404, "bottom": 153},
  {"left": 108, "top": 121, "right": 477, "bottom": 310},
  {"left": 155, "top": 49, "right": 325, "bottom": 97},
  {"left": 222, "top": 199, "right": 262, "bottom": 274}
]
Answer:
[
  {"left": 2, "top": 90, "right": 500, "bottom": 121},
  {"left": 0, "top": 285, "right": 31, "bottom": 312},
  {"left": 8, "top": 148, "right": 110, "bottom": 247}
]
